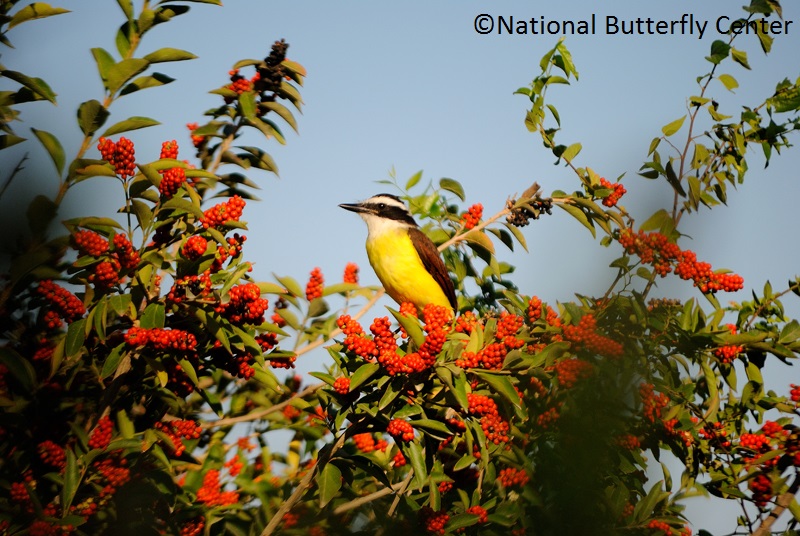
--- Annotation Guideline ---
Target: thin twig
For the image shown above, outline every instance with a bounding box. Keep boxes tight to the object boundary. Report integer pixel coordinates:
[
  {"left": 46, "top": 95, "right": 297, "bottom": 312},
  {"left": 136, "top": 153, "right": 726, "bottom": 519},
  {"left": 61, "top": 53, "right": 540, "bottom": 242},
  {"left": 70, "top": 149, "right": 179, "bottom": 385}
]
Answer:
[
  {"left": 260, "top": 431, "right": 348, "bottom": 536},
  {"left": 201, "top": 383, "right": 323, "bottom": 429},
  {"left": 333, "top": 478, "right": 410, "bottom": 515}
]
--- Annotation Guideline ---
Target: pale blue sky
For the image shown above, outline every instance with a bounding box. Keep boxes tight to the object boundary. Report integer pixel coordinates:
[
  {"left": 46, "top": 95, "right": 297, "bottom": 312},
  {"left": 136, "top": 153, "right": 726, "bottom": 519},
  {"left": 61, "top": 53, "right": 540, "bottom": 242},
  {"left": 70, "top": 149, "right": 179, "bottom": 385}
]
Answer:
[{"left": 3, "top": 1, "right": 799, "bottom": 532}]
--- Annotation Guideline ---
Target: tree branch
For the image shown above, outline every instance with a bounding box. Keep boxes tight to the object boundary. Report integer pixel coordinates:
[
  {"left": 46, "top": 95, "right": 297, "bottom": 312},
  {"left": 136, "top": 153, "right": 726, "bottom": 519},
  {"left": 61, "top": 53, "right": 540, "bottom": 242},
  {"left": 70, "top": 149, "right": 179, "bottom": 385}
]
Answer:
[{"left": 750, "top": 474, "right": 799, "bottom": 536}]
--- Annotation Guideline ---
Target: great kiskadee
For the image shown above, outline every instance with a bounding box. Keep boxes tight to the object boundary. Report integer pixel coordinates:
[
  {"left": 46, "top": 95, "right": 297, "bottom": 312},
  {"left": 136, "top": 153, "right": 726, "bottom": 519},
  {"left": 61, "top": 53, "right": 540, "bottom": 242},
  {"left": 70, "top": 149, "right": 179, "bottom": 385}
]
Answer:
[{"left": 339, "top": 194, "right": 457, "bottom": 314}]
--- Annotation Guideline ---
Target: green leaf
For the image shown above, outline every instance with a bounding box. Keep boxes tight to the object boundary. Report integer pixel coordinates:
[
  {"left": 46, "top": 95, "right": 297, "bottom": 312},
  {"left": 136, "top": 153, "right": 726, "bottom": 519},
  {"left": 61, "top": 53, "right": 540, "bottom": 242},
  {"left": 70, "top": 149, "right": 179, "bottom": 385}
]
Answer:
[
  {"left": 718, "top": 74, "right": 738, "bottom": 91},
  {"left": 639, "top": 209, "right": 672, "bottom": 233},
  {"left": 406, "top": 170, "right": 423, "bottom": 190},
  {"left": 61, "top": 448, "right": 79, "bottom": 513},
  {"left": 77, "top": 100, "right": 110, "bottom": 136},
  {"left": 665, "top": 160, "right": 686, "bottom": 197},
  {"left": 27, "top": 194, "right": 57, "bottom": 235},
  {"left": 769, "top": 82, "right": 800, "bottom": 113},
  {"left": 120, "top": 73, "right": 175, "bottom": 96},
  {"left": 101, "top": 116, "right": 161, "bottom": 137},
  {"left": 0, "top": 348, "right": 36, "bottom": 392},
  {"left": 143, "top": 47, "right": 197, "bottom": 63},
  {"left": 117, "top": 0, "right": 133, "bottom": 19},
  {"left": 317, "top": 462, "right": 342, "bottom": 508},
  {"left": 349, "top": 362, "right": 380, "bottom": 391},
  {"left": 65, "top": 319, "right": 86, "bottom": 358},
  {"left": 8, "top": 3, "right": 70, "bottom": 30},
  {"left": 561, "top": 142, "right": 582, "bottom": 162},
  {"left": 661, "top": 115, "right": 686, "bottom": 137},
  {"left": 1, "top": 69, "right": 56, "bottom": 103},
  {"left": 107, "top": 58, "right": 150, "bottom": 94},
  {"left": 259, "top": 101, "right": 298, "bottom": 132},
  {"left": 238, "top": 91, "right": 257, "bottom": 119},
  {"left": 439, "top": 178, "right": 465, "bottom": 201},
  {"left": 706, "top": 40, "right": 731, "bottom": 65},
  {"left": 91, "top": 48, "right": 116, "bottom": 84},
  {"left": 558, "top": 203, "right": 595, "bottom": 237},
  {"left": 0, "top": 135, "right": 26, "bottom": 149},
  {"left": 101, "top": 344, "right": 126, "bottom": 379},
  {"left": 140, "top": 303, "right": 165, "bottom": 329},
  {"left": 407, "top": 441, "right": 427, "bottom": 490},
  {"left": 31, "top": 128, "right": 65, "bottom": 175},
  {"left": 474, "top": 371, "right": 522, "bottom": 413},
  {"left": 731, "top": 47, "right": 750, "bottom": 70}
]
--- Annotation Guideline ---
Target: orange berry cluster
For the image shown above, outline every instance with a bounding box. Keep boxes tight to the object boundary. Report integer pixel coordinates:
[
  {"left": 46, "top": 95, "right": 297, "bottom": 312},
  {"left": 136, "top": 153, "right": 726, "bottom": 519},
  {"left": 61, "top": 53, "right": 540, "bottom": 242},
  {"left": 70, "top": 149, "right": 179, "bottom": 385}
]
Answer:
[
  {"left": 416, "top": 304, "right": 452, "bottom": 368},
  {"left": 88, "top": 415, "right": 114, "bottom": 450},
  {"left": 89, "top": 259, "right": 121, "bottom": 289},
  {"left": 153, "top": 419, "right": 203, "bottom": 456},
  {"left": 615, "top": 434, "right": 641, "bottom": 450},
  {"left": 467, "top": 393, "right": 510, "bottom": 444},
  {"left": 749, "top": 473, "right": 773, "bottom": 508},
  {"left": 305, "top": 267, "right": 324, "bottom": 301},
  {"left": 158, "top": 161, "right": 188, "bottom": 198},
  {"left": 387, "top": 418, "right": 415, "bottom": 442},
  {"left": 337, "top": 315, "right": 377, "bottom": 359},
  {"left": 201, "top": 195, "right": 246, "bottom": 229},
  {"left": 212, "top": 233, "right": 247, "bottom": 272},
  {"left": 536, "top": 406, "right": 560, "bottom": 429},
  {"left": 371, "top": 317, "right": 411, "bottom": 375},
  {"left": 36, "top": 280, "right": 85, "bottom": 329},
  {"left": 647, "top": 519, "right": 692, "bottom": 536},
  {"left": 224, "top": 455, "right": 244, "bottom": 477},
  {"left": 562, "top": 314, "right": 623, "bottom": 357},
  {"left": 454, "top": 310, "right": 480, "bottom": 334},
  {"left": 167, "top": 271, "right": 213, "bottom": 303},
  {"left": 598, "top": 177, "right": 626, "bottom": 207},
  {"left": 456, "top": 342, "right": 507, "bottom": 370},
  {"left": 186, "top": 122, "right": 205, "bottom": 148},
  {"left": 125, "top": 327, "right": 198, "bottom": 352},
  {"left": 713, "top": 324, "right": 743, "bottom": 364},
  {"left": 461, "top": 203, "right": 483, "bottom": 230},
  {"left": 112, "top": 233, "right": 140, "bottom": 270},
  {"left": 640, "top": 383, "right": 669, "bottom": 423},
  {"left": 94, "top": 454, "right": 131, "bottom": 498},
  {"left": 180, "top": 516, "right": 205, "bottom": 536},
  {"left": 393, "top": 450, "right": 407, "bottom": 466},
  {"left": 497, "top": 466, "right": 530, "bottom": 488},
  {"left": 791, "top": 384, "right": 800, "bottom": 404},
  {"left": 466, "top": 505, "right": 488, "bottom": 524},
  {"left": 216, "top": 283, "right": 268, "bottom": 325},
  {"left": 97, "top": 137, "right": 136, "bottom": 179},
  {"left": 333, "top": 376, "right": 350, "bottom": 394},
  {"left": 420, "top": 507, "right": 449, "bottom": 536},
  {"left": 38, "top": 440, "right": 66, "bottom": 470},
  {"left": 71, "top": 229, "right": 109, "bottom": 257},
  {"left": 551, "top": 358, "right": 594, "bottom": 389},
  {"left": 663, "top": 418, "right": 693, "bottom": 447},
  {"left": 196, "top": 469, "right": 239, "bottom": 506},
  {"left": 618, "top": 229, "right": 743, "bottom": 293},
  {"left": 353, "top": 433, "right": 388, "bottom": 453},
  {"left": 693, "top": 418, "right": 731, "bottom": 449},
  {"left": 343, "top": 262, "right": 359, "bottom": 284},
  {"left": 182, "top": 236, "right": 208, "bottom": 260},
  {"left": 225, "top": 68, "right": 255, "bottom": 100}
]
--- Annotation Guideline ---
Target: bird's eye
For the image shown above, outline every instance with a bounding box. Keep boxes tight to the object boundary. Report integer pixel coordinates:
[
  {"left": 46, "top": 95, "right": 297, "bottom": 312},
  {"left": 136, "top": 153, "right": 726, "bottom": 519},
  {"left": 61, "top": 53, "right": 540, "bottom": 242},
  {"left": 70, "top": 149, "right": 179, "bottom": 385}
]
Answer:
[{"left": 377, "top": 203, "right": 385, "bottom": 209}]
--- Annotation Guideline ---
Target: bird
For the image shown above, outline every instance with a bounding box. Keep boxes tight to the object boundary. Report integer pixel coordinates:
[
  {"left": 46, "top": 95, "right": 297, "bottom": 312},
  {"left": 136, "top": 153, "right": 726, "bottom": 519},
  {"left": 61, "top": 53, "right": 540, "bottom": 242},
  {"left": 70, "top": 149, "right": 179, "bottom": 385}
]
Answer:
[{"left": 339, "top": 193, "right": 457, "bottom": 314}]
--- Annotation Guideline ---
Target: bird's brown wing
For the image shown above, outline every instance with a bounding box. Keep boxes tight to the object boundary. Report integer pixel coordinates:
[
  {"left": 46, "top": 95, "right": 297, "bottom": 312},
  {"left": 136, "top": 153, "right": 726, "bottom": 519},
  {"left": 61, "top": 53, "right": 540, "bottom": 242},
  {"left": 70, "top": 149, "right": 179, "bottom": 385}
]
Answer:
[{"left": 408, "top": 227, "right": 457, "bottom": 310}]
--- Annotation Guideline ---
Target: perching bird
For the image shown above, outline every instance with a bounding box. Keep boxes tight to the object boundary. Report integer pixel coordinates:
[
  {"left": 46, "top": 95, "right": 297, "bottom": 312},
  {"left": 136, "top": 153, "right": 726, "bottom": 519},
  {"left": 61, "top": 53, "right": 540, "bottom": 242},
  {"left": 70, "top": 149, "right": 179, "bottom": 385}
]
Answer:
[{"left": 339, "top": 193, "right": 457, "bottom": 314}]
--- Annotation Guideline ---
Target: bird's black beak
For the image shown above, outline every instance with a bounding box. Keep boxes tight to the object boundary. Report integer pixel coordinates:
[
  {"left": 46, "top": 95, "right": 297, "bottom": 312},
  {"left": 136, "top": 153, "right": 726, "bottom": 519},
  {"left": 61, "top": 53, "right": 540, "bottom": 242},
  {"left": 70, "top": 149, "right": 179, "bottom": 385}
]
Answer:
[{"left": 339, "top": 202, "right": 369, "bottom": 214}]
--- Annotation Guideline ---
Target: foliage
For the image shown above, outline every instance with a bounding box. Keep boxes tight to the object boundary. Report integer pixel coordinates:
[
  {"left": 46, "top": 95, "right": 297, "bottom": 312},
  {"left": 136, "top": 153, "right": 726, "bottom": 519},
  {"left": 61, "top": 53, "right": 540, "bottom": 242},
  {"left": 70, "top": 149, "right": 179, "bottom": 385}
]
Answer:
[{"left": 1, "top": 1, "right": 800, "bottom": 536}]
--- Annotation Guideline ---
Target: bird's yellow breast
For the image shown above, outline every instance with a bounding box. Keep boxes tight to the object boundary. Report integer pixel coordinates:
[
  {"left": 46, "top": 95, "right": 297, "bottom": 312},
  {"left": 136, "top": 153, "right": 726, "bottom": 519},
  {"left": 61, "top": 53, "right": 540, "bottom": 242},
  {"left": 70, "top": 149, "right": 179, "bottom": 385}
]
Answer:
[{"left": 365, "top": 227, "right": 452, "bottom": 312}]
